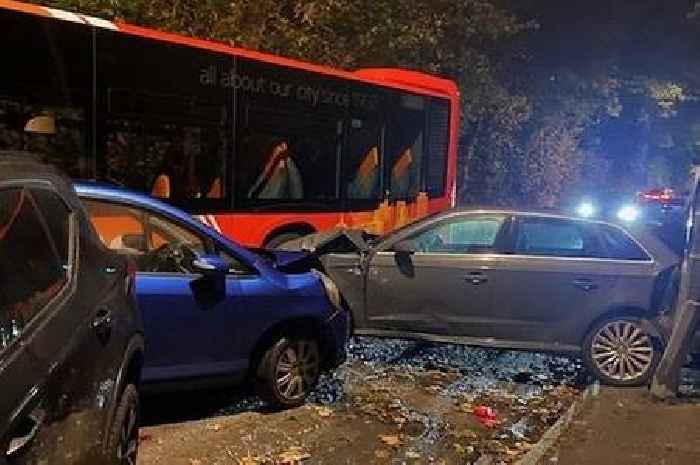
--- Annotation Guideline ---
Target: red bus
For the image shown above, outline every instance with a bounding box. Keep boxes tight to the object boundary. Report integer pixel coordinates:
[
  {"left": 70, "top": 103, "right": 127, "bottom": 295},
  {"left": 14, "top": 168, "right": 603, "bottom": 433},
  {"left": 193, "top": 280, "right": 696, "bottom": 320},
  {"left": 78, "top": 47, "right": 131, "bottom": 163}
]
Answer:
[{"left": 0, "top": 0, "right": 459, "bottom": 247}]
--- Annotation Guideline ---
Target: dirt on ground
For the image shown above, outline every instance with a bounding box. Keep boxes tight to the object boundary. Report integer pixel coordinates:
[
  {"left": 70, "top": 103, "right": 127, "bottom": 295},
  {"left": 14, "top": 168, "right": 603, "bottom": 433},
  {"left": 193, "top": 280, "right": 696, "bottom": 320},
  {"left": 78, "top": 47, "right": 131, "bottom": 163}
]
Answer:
[
  {"left": 137, "top": 338, "right": 585, "bottom": 465},
  {"left": 544, "top": 369, "right": 700, "bottom": 465}
]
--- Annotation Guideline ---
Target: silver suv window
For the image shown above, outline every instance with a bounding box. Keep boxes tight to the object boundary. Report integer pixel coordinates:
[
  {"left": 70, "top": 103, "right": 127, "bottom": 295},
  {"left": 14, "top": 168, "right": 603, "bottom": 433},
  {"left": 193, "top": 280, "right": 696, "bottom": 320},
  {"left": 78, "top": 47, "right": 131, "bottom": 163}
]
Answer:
[
  {"left": 596, "top": 224, "right": 650, "bottom": 261},
  {"left": 515, "top": 217, "right": 600, "bottom": 258},
  {"left": 410, "top": 215, "right": 506, "bottom": 254}
]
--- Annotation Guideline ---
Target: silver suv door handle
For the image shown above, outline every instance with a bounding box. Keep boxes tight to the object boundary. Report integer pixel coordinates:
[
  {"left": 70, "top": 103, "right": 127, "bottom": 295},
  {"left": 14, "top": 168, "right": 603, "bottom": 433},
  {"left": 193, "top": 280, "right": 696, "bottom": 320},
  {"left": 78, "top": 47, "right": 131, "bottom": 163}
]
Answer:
[
  {"left": 464, "top": 272, "right": 488, "bottom": 285},
  {"left": 573, "top": 279, "right": 597, "bottom": 291}
]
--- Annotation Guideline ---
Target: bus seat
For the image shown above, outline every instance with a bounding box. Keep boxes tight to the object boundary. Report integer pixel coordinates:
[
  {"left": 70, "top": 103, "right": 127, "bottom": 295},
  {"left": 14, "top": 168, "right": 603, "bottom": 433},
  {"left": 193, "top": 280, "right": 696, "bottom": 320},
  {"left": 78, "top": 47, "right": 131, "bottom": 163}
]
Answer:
[
  {"left": 286, "top": 157, "right": 303, "bottom": 199},
  {"left": 347, "top": 147, "right": 379, "bottom": 198},
  {"left": 391, "top": 149, "right": 413, "bottom": 197},
  {"left": 250, "top": 157, "right": 304, "bottom": 200},
  {"left": 90, "top": 214, "right": 143, "bottom": 246},
  {"left": 206, "top": 177, "right": 222, "bottom": 199},
  {"left": 151, "top": 173, "right": 171, "bottom": 198}
]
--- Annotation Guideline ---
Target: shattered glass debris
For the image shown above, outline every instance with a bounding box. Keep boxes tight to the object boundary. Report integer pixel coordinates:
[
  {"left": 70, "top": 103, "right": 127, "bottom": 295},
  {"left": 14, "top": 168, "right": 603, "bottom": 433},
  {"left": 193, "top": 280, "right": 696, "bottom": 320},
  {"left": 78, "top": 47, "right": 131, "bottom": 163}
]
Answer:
[
  {"left": 679, "top": 367, "right": 700, "bottom": 397},
  {"left": 508, "top": 417, "right": 529, "bottom": 440},
  {"left": 0, "top": 318, "right": 23, "bottom": 349},
  {"left": 161, "top": 336, "right": 594, "bottom": 464}
]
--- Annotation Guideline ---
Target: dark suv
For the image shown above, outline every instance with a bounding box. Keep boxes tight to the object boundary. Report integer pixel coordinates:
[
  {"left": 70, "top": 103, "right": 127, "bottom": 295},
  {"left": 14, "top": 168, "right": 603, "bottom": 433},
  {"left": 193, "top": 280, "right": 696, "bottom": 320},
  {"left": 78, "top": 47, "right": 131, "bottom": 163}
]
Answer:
[{"left": 0, "top": 152, "right": 144, "bottom": 465}]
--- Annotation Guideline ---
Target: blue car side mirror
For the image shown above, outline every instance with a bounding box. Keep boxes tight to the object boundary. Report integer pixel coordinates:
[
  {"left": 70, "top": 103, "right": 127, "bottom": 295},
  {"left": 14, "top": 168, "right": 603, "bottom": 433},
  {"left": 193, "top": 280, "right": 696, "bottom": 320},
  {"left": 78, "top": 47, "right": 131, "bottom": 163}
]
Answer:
[{"left": 192, "top": 254, "right": 230, "bottom": 275}]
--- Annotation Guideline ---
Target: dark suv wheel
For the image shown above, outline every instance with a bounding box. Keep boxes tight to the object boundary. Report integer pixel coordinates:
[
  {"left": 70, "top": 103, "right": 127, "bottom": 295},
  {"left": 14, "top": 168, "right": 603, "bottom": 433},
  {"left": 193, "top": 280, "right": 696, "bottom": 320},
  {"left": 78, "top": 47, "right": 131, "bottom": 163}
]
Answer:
[
  {"left": 108, "top": 384, "right": 139, "bottom": 465},
  {"left": 256, "top": 336, "right": 320, "bottom": 407},
  {"left": 583, "top": 316, "right": 661, "bottom": 386}
]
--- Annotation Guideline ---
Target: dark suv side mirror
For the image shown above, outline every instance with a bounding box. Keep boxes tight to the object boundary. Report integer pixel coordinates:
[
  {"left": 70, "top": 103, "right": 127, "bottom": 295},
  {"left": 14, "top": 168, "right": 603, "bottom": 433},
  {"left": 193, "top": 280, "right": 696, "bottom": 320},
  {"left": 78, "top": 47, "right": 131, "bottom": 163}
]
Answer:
[
  {"left": 393, "top": 239, "right": 416, "bottom": 255},
  {"left": 192, "top": 254, "right": 230, "bottom": 275}
]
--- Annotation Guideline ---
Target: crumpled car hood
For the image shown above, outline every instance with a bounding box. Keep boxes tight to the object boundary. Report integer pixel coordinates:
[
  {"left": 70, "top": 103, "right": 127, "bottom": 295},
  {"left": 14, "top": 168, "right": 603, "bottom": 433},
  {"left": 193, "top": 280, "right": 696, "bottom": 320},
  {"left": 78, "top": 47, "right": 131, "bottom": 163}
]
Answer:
[
  {"left": 276, "top": 228, "right": 370, "bottom": 255},
  {"left": 258, "top": 228, "right": 369, "bottom": 273}
]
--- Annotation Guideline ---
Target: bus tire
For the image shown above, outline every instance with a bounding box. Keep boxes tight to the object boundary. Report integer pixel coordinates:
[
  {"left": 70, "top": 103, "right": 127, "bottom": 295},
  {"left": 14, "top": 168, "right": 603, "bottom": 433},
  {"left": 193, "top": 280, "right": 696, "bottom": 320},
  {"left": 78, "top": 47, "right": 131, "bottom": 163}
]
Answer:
[{"left": 265, "top": 232, "right": 305, "bottom": 249}]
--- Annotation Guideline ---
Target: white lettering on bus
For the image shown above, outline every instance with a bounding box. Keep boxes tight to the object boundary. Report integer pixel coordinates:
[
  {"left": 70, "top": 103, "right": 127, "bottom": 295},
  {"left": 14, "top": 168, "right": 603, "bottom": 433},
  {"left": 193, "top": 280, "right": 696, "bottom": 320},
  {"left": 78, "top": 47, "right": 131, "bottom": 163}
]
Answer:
[{"left": 199, "top": 66, "right": 378, "bottom": 110}]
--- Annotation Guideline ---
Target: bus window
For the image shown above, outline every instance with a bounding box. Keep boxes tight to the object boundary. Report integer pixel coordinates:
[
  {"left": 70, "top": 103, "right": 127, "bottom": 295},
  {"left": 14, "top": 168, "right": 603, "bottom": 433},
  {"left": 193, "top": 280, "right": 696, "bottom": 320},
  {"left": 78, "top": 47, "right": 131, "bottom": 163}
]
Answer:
[
  {"left": 103, "top": 118, "right": 227, "bottom": 203},
  {"left": 426, "top": 98, "right": 450, "bottom": 197},
  {"left": 1, "top": 10, "right": 91, "bottom": 177},
  {"left": 345, "top": 117, "right": 382, "bottom": 200},
  {"left": 236, "top": 106, "right": 340, "bottom": 205},
  {"left": 0, "top": 98, "right": 86, "bottom": 178},
  {"left": 385, "top": 95, "right": 425, "bottom": 200}
]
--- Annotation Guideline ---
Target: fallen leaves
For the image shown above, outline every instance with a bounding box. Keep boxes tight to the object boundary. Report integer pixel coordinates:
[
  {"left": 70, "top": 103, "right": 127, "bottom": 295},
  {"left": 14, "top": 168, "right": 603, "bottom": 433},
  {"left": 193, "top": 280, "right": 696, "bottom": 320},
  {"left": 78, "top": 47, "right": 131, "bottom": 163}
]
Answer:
[
  {"left": 234, "top": 454, "right": 266, "bottom": 465},
  {"left": 379, "top": 434, "right": 402, "bottom": 447},
  {"left": 314, "top": 406, "right": 334, "bottom": 418},
  {"left": 374, "top": 449, "right": 391, "bottom": 459},
  {"left": 278, "top": 446, "right": 311, "bottom": 464}
]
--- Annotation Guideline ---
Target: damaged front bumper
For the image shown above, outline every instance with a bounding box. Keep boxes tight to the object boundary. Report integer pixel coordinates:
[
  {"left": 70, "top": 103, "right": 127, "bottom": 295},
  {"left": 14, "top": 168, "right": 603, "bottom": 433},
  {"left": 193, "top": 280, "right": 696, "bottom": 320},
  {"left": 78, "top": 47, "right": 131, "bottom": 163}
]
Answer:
[{"left": 320, "top": 307, "right": 350, "bottom": 370}]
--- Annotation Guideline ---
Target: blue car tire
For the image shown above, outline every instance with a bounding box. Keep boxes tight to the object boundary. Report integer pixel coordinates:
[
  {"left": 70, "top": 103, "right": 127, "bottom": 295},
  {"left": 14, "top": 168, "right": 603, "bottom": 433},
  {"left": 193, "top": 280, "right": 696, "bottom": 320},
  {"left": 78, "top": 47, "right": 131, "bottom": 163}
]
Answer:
[{"left": 256, "top": 336, "right": 320, "bottom": 407}]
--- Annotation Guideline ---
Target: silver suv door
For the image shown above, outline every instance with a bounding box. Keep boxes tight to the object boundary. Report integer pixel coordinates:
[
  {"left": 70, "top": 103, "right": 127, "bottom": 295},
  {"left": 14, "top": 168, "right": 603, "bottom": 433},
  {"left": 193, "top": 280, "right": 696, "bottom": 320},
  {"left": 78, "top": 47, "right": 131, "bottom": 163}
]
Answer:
[
  {"left": 491, "top": 215, "right": 656, "bottom": 348},
  {"left": 364, "top": 213, "right": 509, "bottom": 335}
]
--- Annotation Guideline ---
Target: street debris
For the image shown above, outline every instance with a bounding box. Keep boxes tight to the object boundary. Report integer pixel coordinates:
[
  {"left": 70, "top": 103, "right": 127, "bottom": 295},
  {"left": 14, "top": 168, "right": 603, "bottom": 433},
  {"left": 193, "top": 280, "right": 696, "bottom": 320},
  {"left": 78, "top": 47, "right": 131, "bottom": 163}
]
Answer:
[
  {"left": 140, "top": 336, "right": 591, "bottom": 465},
  {"left": 205, "top": 423, "right": 223, "bottom": 432},
  {"left": 508, "top": 417, "right": 529, "bottom": 440},
  {"left": 277, "top": 446, "right": 311, "bottom": 464},
  {"left": 379, "top": 434, "right": 402, "bottom": 446},
  {"left": 473, "top": 406, "right": 499, "bottom": 428},
  {"left": 314, "top": 406, "right": 334, "bottom": 417}
]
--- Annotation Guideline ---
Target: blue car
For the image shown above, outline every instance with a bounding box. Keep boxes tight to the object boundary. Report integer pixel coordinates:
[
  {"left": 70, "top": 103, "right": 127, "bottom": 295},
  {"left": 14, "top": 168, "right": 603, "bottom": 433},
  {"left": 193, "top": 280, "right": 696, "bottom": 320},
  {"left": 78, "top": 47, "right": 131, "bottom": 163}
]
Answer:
[{"left": 74, "top": 182, "right": 348, "bottom": 407}]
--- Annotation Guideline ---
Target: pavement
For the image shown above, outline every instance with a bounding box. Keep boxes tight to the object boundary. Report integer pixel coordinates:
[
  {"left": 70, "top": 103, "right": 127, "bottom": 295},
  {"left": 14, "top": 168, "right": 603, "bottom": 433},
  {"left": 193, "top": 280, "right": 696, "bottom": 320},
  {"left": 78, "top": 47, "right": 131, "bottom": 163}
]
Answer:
[
  {"left": 137, "top": 337, "right": 587, "bottom": 465},
  {"left": 542, "top": 369, "right": 700, "bottom": 465}
]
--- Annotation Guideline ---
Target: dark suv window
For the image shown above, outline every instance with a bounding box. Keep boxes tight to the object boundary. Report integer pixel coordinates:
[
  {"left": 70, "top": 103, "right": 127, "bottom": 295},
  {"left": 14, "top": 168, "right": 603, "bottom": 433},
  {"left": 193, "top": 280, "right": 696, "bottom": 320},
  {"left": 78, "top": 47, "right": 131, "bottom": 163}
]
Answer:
[
  {"left": 597, "top": 224, "right": 650, "bottom": 261},
  {"left": 0, "top": 188, "right": 71, "bottom": 350},
  {"left": 515, "top": 217, "right": 599, "bottom": 258}
]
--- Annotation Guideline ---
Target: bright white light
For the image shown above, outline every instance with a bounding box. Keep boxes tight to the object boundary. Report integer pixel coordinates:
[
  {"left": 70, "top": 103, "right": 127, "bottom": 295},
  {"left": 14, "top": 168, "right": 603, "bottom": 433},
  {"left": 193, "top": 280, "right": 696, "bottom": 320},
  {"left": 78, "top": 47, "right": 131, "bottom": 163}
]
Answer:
[
  {"left": 576, "top": 202, "right": 596, "bottom": 218},
  {"left": 617, "top": 205, "right": 641, "bottom": 222}
]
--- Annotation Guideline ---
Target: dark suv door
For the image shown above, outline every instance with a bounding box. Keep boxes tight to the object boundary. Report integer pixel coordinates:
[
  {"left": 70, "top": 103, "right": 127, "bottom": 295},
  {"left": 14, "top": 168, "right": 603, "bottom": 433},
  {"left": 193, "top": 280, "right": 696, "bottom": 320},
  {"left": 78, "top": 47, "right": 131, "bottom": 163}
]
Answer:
[{"left": 0, "top": 158, "right": 143, "bottom": 465}]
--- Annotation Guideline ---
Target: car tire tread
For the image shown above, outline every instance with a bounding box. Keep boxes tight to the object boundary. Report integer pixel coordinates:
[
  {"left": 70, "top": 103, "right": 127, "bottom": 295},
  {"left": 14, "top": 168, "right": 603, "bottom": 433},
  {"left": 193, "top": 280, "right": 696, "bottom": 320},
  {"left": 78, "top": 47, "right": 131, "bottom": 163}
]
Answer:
[
  {"left": 255, "top": 336, "right": 319, "bottom": 408},
  {"left": 107, "top": 384, "right": 139, "bottom": 465}
]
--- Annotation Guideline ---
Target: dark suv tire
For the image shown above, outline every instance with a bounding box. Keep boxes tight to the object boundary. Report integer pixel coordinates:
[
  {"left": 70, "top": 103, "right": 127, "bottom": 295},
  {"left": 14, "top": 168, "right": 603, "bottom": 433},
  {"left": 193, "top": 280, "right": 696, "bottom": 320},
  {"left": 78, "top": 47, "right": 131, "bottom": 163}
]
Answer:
[
  {"left": 583, "top": 316, "right": 661, "bottom": 386},
  {"left": 256, "top": 336, "right": 320, "bottom": 407},
  {"left": 107, "top": 384, "right": 139, "bottom": 465}
]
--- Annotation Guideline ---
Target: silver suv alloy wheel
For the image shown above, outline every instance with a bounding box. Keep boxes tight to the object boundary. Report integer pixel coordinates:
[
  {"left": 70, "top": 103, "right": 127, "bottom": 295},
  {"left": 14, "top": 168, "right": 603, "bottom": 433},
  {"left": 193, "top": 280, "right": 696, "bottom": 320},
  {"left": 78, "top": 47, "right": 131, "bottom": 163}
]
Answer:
[{"left": 590, "top": 320, "right": 655, "bottom": 382}]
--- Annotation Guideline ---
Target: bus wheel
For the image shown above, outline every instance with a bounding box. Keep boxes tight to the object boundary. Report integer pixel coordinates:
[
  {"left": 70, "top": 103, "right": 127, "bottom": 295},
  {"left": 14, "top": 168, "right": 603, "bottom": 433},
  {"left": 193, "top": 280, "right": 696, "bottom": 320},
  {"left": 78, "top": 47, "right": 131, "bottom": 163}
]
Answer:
[{"left": 265, "top": 232, "right": 305, "bottom": 249}]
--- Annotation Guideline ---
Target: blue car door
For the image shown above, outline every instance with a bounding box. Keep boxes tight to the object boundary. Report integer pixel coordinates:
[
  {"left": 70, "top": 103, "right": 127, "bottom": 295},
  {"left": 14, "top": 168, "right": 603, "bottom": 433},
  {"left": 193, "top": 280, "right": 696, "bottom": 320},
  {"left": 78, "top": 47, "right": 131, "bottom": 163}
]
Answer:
[{"left": 84, "top": 199, "right": 247, "bottom": 383}]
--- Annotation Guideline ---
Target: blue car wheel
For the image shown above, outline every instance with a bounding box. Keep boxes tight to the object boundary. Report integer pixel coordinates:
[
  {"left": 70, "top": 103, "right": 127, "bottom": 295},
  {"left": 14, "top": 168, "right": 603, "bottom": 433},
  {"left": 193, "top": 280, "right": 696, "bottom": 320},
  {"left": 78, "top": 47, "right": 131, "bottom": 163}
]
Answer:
[{"left": 256, "top": 336, "right": 320, "bottom": 407}]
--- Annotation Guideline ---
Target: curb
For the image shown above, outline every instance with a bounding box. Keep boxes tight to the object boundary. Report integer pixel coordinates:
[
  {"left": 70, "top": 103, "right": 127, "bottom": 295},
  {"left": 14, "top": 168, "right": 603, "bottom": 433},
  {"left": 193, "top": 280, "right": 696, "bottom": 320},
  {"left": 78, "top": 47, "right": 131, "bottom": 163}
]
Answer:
[{"left": 515, "top": 383, "right": 596, "bottom": 465}]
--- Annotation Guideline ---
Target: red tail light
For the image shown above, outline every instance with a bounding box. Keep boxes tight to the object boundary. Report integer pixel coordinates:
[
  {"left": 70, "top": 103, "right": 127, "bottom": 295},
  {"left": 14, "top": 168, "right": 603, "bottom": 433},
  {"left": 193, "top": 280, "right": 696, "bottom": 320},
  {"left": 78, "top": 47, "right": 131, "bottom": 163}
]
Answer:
[{"left": 639, "top": 188, "right": 675, "bottom": 204}]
